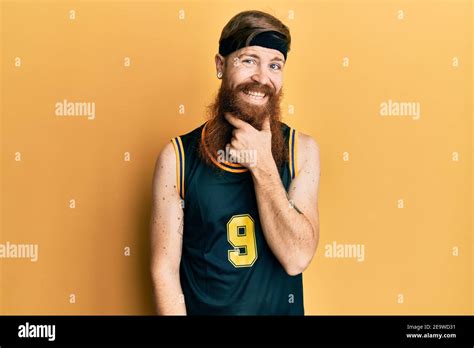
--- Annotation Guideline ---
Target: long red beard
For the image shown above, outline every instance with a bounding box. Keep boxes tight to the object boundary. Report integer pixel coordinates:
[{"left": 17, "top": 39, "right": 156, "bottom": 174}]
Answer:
[{"left": 200, "top": 78, "right": 288, "bottom": 169}]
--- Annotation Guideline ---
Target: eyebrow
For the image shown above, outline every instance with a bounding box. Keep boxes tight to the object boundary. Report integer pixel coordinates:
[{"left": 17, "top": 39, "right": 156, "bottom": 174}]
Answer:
[{"left": 238, "top": 53, "right": 285, "bottom": 64}]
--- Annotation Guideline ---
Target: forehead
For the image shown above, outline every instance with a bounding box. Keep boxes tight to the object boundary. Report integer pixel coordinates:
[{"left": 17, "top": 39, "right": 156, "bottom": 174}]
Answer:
[{"left": 235, "top": 46, "right": 285, "bottom": 62}]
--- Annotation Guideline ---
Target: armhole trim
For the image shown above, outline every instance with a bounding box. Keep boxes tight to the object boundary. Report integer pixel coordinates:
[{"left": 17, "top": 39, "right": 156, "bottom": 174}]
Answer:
[
  {"left": 170, "top": 137, "right": 185, "bottom": 200},
  {"left": 288, "top": 128, "right": 298, "bottom": 179}
]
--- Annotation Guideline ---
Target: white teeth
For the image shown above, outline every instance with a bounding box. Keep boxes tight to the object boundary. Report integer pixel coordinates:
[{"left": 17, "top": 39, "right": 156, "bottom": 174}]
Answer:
[{"left": 244, "top": 90, "right": 266, "bottom": 98}]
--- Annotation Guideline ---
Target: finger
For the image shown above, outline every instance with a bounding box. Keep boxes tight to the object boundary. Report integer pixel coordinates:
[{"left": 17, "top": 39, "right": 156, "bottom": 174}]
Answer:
[
  {"left": 227, "top": 144, "right": 239, "bottom": 162},
  {"left": 230, "top": 138, "right": 241, "bottom": 150},
  {"left": 232, "top": 128, "right": 242, "bottom": 139}
]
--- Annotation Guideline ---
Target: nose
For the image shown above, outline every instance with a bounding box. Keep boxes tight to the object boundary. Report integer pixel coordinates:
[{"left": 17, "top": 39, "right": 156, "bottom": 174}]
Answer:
[{"left": 251, "top": 65, "right": 271, "bottom": 87}]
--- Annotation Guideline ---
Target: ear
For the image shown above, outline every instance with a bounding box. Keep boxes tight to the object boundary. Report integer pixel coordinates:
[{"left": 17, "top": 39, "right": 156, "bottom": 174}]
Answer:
[{"left": 215, "top": 53, "right": 225, "bottom": 75}]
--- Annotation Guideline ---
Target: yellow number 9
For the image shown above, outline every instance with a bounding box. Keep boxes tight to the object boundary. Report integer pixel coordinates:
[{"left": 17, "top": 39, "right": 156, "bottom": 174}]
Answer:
[{"left": 227, "top": 214, "right": 258, "bottom": 267}]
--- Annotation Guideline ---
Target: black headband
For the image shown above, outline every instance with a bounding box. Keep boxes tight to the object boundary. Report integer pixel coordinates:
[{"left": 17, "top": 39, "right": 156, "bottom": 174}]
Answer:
[{"left": 219, "top": 30, "right": 288, "bottom": 60}]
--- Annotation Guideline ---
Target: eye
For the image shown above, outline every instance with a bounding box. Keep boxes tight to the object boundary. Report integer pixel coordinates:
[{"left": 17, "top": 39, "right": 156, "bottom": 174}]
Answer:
[
  {"left": 270, "top": 63, "right": 282, "bottom": 71},
  {"left": 242, "top": 59, "right": 256, "bottom": 65}
]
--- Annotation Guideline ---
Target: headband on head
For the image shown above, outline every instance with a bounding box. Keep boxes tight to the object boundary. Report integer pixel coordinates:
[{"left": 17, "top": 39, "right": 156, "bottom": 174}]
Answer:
[{"left": 219, "top": 30, "right": 288, "bottom": 61}]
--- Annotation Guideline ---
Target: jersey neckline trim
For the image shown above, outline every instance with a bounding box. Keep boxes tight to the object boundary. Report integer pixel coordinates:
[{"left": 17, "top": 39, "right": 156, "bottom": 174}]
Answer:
[{"left": 201, "top": 122, "right": 250, "bottom": 174}]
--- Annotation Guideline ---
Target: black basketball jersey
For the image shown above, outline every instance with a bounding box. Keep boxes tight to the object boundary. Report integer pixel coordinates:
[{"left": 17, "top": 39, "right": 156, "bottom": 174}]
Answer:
[{"left": 170, "top": 121, "right": 303, "bottom": 315}]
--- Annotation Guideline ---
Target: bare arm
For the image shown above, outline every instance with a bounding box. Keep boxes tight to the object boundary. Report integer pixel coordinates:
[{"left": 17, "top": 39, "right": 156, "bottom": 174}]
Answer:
[
  {"left": 149, "top": 142, "right": 186, "bottom": 315},
  {"left": 251, "top": 133, "right": 320, "bottom": 276},
  {"left": 223, "top": 113, "right": 321, "bottom": 276}
]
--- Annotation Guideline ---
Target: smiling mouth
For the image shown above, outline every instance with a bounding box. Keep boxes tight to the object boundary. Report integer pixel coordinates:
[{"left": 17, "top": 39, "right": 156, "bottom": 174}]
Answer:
[{"left": 242, "top": 89, "right": 267, "bottom": 101}]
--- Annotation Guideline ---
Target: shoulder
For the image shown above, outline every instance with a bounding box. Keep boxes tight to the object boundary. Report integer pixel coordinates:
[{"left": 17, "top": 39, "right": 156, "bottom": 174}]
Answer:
[
  {"left": 153, "top": 142, "right": 176, "bottom": 182},
  {"left": 296, "top": 131, "right": 320, "bottom": 172},
  {"left": 154, "top": 124, "right": 204, "bottom": 197},
  {"left": 298, "top": 132, "right": 320, "bottom": 153},
  {"left": 158, "top": 142, "right": 176, "bottom": 163},
  {"left": 154, "top": 124, "right": 197, "bottom": 180}
]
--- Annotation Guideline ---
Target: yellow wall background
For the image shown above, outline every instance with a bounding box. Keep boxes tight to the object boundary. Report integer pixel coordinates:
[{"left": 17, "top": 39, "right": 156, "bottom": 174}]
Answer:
[{"left": 1, "top": 0, "right": 472, "bottom": 315}]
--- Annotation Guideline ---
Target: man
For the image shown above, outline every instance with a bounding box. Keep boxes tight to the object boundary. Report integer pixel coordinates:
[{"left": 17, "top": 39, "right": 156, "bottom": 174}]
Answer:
[{"left": 150, "top": 10, "right": 320, "bottom": 315}]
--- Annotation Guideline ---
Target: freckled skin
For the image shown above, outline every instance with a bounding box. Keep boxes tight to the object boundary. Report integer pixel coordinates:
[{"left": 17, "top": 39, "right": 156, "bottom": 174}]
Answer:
[{"left": 151, "top": 45, "right": 321, "bottom": 315}]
